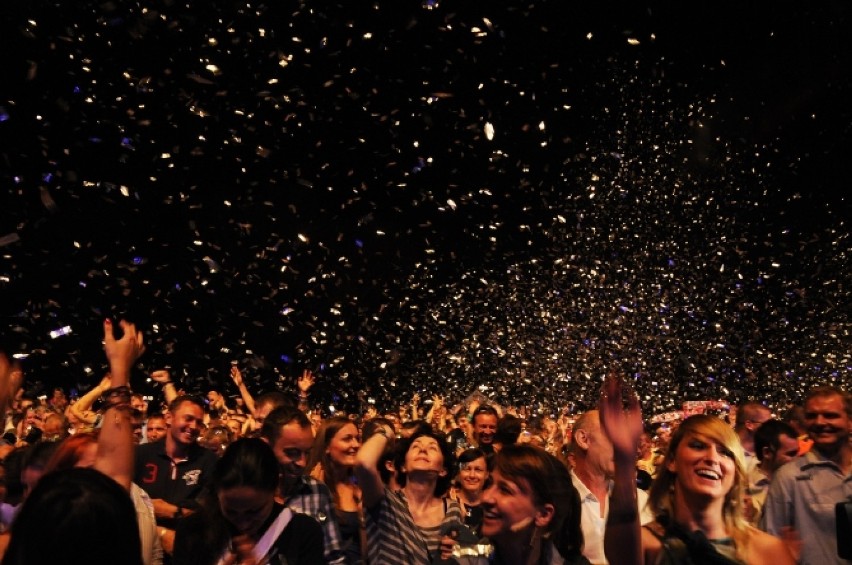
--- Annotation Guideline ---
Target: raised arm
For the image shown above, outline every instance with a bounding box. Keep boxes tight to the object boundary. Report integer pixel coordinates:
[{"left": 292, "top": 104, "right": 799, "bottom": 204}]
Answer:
[
  {"left": 96, "top": 319, "right": 145, "bottom": 490},
  {"left": 69, "top": 374, "right": 112, "bottom": 426},
  {"left": 296, "top": 369, "right": 314, "bottom": 412},
  {"left": 355, "top": 423, "right": 395, "bottom": 510},
  {"left": 0, "top": 353, "right": 23, "bottom": 421},
  {"left": 229, "top": 365, "right": 256, "bottom": 416},
  {"left": 600, "top": 373, "right": 644, "bottom": 565},
  {"left": 150, "top": 369, "right": 178, "bottom": 405}
]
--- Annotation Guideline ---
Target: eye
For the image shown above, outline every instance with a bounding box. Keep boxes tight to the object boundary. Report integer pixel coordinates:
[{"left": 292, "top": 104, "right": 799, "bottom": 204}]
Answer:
[
  {"left": 687, "top": 439, "right": 707, "bottom": 450},
  {"left": 718, "top": 446, "right": 734, "bottom": 459}
]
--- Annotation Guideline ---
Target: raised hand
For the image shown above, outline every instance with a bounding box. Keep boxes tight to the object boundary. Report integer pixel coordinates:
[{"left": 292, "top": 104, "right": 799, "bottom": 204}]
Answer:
[
  {"left": 0, "top": 353, "right": 24, "bottom": 416},
  {"left": 150, "top": 369, "right": 171, "bottom": 383},
  {"left": 103, "top": 319, "right": 145, "bottom": 384},
  {"left": 297, "top": 369, "right": 315, "bottom": 393},
  {"left": 598, "top": 372, "right": 643, "bottom": 459},
  {"left": 230, "top": 365, "right": 244, "bottom": 387}
]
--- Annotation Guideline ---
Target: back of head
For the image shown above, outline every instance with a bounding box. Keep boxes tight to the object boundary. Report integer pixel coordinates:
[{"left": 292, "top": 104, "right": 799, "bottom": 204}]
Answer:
[
  {"left": 734, "top": 402, "right": 769, "bottom": 431},
  {"left": 3, "top": 468, "right": 142, "bottom": 565},
  {"left": 492, "top": 444, "right": 583, "bottom": 560},
  {"left": 494, "top": 414, "right": 522, "bottom": 445},
  {"left": 44, "top": 432, "right": 99, "bottom": 474}
]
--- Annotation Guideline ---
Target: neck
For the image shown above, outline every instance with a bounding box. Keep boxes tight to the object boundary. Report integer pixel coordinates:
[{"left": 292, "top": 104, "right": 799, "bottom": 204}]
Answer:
[
  {"left": 671, "top": 487, "right": 728, "bottom": 539},
  {"left": 460, "top": 488, "right": 482, "bottom": 506},
  {"left": 165, "top": 436, "right": 189, "bottom": 459},
  {"left": 494, "top": 525, "right": 540, "bottom": 565},
  {"left": 573, "top": 462, "right": 609, "bottom": 494},
  {"left": 816, "top": 443, "right": 852, "bottom": 472},
  {"left": 403, "top": 473, "right": 438, "bottom": 507}
]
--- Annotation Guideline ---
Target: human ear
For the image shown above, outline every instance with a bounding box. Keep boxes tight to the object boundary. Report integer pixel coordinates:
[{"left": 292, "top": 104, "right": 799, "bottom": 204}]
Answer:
[{"left": 534, "top": 503, "right": 555, "bottom": 528}]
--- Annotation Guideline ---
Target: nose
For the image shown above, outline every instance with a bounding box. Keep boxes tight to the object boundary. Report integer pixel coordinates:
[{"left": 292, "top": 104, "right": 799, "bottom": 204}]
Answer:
[{"left": 481, "top": 484, "right": 496, "bottom": 505}]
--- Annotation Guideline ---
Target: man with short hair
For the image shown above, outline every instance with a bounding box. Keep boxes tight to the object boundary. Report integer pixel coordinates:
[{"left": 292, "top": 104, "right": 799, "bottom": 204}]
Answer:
[
  {"left": 761, "top": 386, "right": 852, "bottom": 565},
  {"left": 744, "top": 419, "right": 799, "bottom": 525},
  {"left": 145, "top": 414, "right": 168, "bottom": 443},
  {"left": 135, "top": 395, "right": 217, "bottom": 556},
  {"left": 471, "top": 405, "right": 499, "bottom": 454},
  {"left": 735, "top": 401, "right": 772, "bottom": 475},
  {"left": 260, "top": 406, "right": 345, "bottom": 565},
  {"left": 572, "top": 409, "right": 653, "bottom": 565}
]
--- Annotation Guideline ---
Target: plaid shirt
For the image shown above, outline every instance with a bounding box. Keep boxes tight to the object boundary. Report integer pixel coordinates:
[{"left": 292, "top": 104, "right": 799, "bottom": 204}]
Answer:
[{"left": 285, "top": 475, "right": 346, "bottom": 565}]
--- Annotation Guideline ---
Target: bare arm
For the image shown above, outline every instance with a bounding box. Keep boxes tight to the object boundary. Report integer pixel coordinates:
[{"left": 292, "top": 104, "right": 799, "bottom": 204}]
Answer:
[
  {"left": 0, "top": 354, "right": 23, "bottom": 421},
  {"left": 69, "top": 374, "right": 111, "bottom": 425},
  {"left": 150, "top": 370, "right": 178, "bottom": 406},
  {"left": 230, "top": 366, "right": 256, "bottom": 416},
  {"left": 600, "top": 373, "right": 644, "bottom": 565},
  {"left": 355, "top": 425, "right": 394, "bottom": 510},
  {"left": 96, "top": 319, "right": 145, "bottom": 491}
]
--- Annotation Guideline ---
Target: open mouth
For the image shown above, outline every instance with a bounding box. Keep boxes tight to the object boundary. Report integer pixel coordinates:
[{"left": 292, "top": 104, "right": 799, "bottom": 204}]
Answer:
[{"left": 695, "top": 468, "right": 721, "bottom": 480}]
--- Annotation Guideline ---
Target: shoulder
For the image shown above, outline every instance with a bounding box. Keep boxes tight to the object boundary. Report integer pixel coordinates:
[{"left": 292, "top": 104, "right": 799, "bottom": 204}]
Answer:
[
  {"left": 641, "top": 522, "right": 665, "bottom": 565},
  {"left": 136, "top": 441, "right": 163, "bottom": 456},
  {"left": 744, "top": 527, "right": 795, "bottom": 565}
]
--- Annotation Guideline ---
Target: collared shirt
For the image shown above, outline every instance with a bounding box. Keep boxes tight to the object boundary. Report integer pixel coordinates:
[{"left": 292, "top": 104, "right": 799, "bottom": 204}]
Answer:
[
  {"left": 760, "top": 449, "right": 852, "bottom": 565},
  {"left": 285, "top": 474, "right": 346, "bottom": 565},
  {"left": 134, "top": 439, "right": 218, "bottom": 529},
  {"left": 571, "top": 471, "right": 654, "bottom": 565}
]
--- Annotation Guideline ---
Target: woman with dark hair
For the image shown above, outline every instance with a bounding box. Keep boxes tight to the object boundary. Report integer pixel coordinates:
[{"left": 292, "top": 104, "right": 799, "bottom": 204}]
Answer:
[
  {"left": 356, "top": 425, "right": 462, "bottom": 564},
  {"left": 174, "top": 437, "right": 323, "bottom": 565},
  {"left": 480, "top": 444, "right": 587, "bottom": 565},
  {"left": 3, "top": 467, "right": 143, "bottom": 565},
  {"left": 307, "top": 415, "right": 364, "bottom": 564},
  {"left": 450, "top": 448, "right": 489, "bottom": 536}
]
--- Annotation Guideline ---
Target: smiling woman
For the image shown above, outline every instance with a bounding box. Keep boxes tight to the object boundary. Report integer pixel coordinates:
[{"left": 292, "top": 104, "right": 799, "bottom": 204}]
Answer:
[{"left": 601, "top": 376, "right": 796, "bottom": 565}]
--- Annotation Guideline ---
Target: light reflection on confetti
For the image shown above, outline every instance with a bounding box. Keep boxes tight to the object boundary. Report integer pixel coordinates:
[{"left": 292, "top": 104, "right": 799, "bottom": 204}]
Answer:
[{"left": 0, "top": 1, "right": 849, "bottom": 416}]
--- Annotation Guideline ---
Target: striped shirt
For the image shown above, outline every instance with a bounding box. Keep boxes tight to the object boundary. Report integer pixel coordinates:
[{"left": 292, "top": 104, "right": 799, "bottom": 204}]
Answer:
[{"left": 365, "top": 487, "right": 462, "bottom": 565}]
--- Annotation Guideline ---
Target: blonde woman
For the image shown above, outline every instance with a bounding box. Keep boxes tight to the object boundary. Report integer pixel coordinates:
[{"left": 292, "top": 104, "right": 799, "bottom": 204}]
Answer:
[{"left": 600, "top": 376, "right": 794, "bottom": 565}]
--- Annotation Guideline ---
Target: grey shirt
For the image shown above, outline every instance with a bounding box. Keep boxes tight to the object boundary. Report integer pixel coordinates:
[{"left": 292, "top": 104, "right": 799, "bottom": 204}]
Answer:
[{"left": 760, "top": 450, "right": 852, "bottom": 565}]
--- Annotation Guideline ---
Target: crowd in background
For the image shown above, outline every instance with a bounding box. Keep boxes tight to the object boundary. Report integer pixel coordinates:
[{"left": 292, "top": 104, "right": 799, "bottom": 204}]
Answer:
[{"left": 0, "top": 320, "right": 849, "bottom": 565}]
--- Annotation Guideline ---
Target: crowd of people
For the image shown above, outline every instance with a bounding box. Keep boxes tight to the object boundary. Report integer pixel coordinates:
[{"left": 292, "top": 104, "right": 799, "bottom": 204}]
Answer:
[{"left": 0, "top": 320, "right": 850, "bottom": 565}]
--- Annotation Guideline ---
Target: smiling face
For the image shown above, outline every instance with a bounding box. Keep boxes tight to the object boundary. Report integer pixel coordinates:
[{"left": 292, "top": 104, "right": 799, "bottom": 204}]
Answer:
[
  {"left": 217, "top": 485, "right": 275, "bottom": 537},
  {"left": 474, "top": 413, "right": 498, "bottom": 446},
  {"left": 667, "top": 432, "right": 737, "bottom": 501},
  {"left": 327, "top": 422, "right": 360, "bottom": 468},
  {"left": 480, "top": 469, "right": 552, "bottom": 542},
  {"left": 804, "top": 393, "right": 850, "bottom": 456},
  {"left": 269, "top": 421, "right": 314, "bottom": 482},
  {"left": 167, "top": 400, "right": 204, "bottom": 448},
  {"left": 458, "top": 456, "right": 488, "bottom": 495}
]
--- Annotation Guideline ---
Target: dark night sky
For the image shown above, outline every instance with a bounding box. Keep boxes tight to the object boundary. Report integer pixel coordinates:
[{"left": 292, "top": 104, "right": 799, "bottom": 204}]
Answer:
[{"left": 1, "top": 1, "right": 850, "bottom": 414}]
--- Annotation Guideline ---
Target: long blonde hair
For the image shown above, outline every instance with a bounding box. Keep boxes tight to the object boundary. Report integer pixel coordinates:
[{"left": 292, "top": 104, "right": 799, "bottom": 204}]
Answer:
[{"left": 648, "top": 414, "right": 750, "bottom": 559}]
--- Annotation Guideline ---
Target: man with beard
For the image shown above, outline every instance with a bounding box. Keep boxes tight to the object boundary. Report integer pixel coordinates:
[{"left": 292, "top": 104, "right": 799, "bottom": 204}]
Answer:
[
  {"left": 761, "top": 386, "right": 852, "bottom": 565},
  {"left": 260, "top": 406, "right": 345, "bottom": 565},
  {"left": 135, "top": 395, "right": 218, "bottom": 557}
]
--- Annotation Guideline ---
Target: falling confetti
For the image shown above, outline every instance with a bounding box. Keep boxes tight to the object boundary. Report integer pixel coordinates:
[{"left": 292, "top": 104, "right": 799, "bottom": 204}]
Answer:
[{"left": 0, "top": 1, "right": 849, "bottom": 416}]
